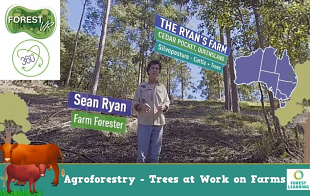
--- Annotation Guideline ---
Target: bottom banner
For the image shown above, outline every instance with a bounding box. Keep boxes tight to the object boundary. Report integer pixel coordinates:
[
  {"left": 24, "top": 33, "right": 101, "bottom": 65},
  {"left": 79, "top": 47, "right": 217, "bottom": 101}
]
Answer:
[{"left": 0, "top": 164, "right": 310, "bottom": 196}]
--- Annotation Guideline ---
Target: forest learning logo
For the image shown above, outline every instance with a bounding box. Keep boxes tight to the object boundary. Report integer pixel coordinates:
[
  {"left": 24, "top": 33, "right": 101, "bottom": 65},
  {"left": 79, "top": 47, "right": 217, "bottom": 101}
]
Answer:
[{"left": 287, "top": 169, "right": 310, "bottom": 190}]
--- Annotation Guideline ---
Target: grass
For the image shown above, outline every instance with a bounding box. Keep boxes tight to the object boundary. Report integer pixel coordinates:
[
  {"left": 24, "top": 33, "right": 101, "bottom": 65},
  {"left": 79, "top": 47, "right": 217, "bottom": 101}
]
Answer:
[
  {"left": 39, "top": 86, "right": 78, "bottom": 97},
  {"left": 208, "top": 110, "right": 263, "bottom": 129},
  {"left": 245, "top": 122, "right": 267, "bottom": 132},
  {"left": 188, "top": 104, "right": 195, "bottom": 110},
  {"left": 0, "top": 188, "right": 43, "bottom": 196},
  {"left": 240, "top": 101, "right": 270, "bottom": 107}
]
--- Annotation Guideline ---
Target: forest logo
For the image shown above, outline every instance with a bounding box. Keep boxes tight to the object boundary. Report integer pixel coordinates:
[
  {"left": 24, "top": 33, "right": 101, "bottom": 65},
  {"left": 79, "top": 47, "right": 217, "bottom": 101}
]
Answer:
[
  {"left": 287, "top": 169, "right": 310, "bottom": 190},
  {"left": 6, "top": 5, "right": 56, "bottom": 39}
]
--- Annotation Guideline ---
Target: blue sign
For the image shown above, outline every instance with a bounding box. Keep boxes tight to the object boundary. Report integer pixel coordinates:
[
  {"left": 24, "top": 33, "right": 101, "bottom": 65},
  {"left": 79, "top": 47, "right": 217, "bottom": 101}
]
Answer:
[
  {"left": 154, "top": 14, "right": 231, "bottom": 56},
  {"left": 68, "top": 92, "right": 132, "bottom": 117}
]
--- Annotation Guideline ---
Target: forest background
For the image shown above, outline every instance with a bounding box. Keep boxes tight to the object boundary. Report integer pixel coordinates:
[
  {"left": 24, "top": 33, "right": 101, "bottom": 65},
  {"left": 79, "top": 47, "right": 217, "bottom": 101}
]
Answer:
[{"left": 1, "top": 0, "right": 310, "bottom": 163}]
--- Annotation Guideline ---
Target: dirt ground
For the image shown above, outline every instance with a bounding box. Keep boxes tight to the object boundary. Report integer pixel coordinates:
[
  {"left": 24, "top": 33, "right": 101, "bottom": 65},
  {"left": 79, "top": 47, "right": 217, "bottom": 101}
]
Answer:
[{"left": 0, "top": 84, "right": 303, "bottom": 163}]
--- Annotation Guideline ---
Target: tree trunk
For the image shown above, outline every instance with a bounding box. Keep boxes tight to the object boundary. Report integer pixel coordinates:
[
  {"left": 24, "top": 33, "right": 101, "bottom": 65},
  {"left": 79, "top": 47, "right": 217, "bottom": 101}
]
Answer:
[
  {"left": 253, "top": 0, "right": 281, "bottom": 138},
  {"left": 138, "top": 37, "right": 145, "bottom": 86},
  {"left": 259, "top": 82, "right": 272, "bottom": 133},
  {"left": 253, "top": 2, "right": 264, "bottom": 47},
  {"left": 168, "top": 64, "right": 171, "bottom": 98},
  {"left": 220, "top": 27, "right": 231, "bottom": 110},
  {"left": 141, "top": 1, "right": 148, "bottom": 83},
  {"left": 181, "top": 65, "right": 184, "bottom": 101},
  {"left": 166, "top": 65, "right": 169, "bottom": 91},
  {"left": 65, "top": 0, "right": 88, "bottom": 87},
  {"left": 295, "top": 126, "right": 300, "bottom": 149},
  {"left": 143, "top": 56, "right": 147, "bottom": 82},
  {"left": 268, "top": 90, "right": 283, "bottom": 140},
  {"left": 166, "top": 63, "right": 171, "bottom": 98},
  {"left": 237, "top": 5, "right": 273, "bottom": 135},
  {"left": 125, "top": 66, "right": 128, "bottom": 98},
  {"left": 302, "top": 118, "right": 310, "bottom": 162},
  {"left": 90, "top": 0, "right": 111, "bottom": 95},
  {"left": 5, "top": 130, "right": 11, "bottom": 143},
  {"left": 226, "top": 29, "right": 239, "bottom": 113},
  {"left": 77, "top": 67, "right": 85, "bottom": 88},
  {"left": 217, "top": 73, "right": 221, "bottom": 100},
  {"left": 77, "top": 76, "right": 84, "bottom": 89},
  {"left": 137, "top": 60, "right": 142, "bottom": 86}
]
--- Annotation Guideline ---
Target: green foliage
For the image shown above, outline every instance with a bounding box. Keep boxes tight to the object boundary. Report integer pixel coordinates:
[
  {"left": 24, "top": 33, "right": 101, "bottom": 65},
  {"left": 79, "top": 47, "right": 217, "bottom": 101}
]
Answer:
[
  {"left": 253, "top": 135, "right": 273, "bottom": 162},
  {"left": 13, "top": 133, "right": 30, "bottom": 144},
  {"left": 60, "top": 32, "right": 99, "bottom": 88},
  {"left": 238, "top": 84, "right": 258, "bottom": 102},
  {"left": 281, "top": 151, "right": 289, "bottom": 160},
  {"left": 60, "top": 0, "right": 69, "bottom": 66},
  {"left": 260, "top": 0, "right": 310, "bottom": 66},
  {"left": 198, "top": 68, "right": 223, "bottom": 100},
  {"left": 0, "top": 92, "right": 30, "bottom": 133},
  {"left": 302, "top": 98, "right": 310, "bottom": 107},
  {"left": 83, "top": 0, "right": 103, "bottom": 36},
  {"left": 60, "top": 0, "right": 191, "bottom": 99},
  {"left": 59, "top": 0, "right": 310, "bottom": 102},
  {"left": 174, "top": 62, "right": 194, "bottom": 100}
]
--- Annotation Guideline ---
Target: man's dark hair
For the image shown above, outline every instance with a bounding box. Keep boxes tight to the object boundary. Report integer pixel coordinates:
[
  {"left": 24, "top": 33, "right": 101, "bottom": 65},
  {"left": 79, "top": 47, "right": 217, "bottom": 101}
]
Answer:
[{"left": 146, "top": 60, "right": 162, "bottom": 74}]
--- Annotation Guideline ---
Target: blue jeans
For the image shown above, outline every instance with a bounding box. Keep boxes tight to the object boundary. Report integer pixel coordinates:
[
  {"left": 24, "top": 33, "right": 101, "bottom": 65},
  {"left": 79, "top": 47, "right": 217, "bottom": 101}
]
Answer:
[{"left": 136, "top": 124, "right": 163, "bottom": 163}]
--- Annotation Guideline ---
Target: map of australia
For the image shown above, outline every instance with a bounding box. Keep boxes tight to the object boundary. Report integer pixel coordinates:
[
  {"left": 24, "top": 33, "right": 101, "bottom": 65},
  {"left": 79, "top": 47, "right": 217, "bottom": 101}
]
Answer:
[{"left": 234, "top": 47, "right": 297, "bottom": 108}]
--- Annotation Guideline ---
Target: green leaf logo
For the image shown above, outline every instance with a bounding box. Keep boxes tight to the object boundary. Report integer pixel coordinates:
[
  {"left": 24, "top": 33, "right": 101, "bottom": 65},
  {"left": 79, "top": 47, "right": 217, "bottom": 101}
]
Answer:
[{"left": 5, "top": 5, "right": 56, "bottom": 39}]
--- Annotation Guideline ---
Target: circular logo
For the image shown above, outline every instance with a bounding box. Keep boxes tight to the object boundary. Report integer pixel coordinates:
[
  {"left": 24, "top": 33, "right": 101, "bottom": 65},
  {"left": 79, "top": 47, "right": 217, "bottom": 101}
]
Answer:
[
  {"left": 294, "top": 170, "right": 304, "bottom": 180},
  {"left": 12, "top": 39, "right": 50, "bottom": 77}
]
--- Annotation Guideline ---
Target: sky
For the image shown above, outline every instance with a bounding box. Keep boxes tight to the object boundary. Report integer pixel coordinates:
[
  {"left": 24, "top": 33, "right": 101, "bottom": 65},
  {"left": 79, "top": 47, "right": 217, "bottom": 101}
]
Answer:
[{"left": 66, "top": 0, "right": 205, "bottom": 100}]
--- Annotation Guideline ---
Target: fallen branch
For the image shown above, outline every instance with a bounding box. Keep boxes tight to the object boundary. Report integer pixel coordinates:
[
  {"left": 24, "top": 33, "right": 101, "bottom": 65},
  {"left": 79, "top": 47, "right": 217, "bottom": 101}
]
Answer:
[
  {"left": 46, "top": 121, "right": 71, "bottom": 130},
  {"left": 33, "top": 121, "right": 71, "bottom": 132}
]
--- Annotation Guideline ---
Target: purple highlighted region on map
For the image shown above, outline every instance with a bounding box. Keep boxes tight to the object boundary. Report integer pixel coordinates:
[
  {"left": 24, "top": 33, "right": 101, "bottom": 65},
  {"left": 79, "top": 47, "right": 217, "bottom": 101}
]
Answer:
[
  {"left": 277, "top": 81, "right": 296, "bottom": 99},
  {"left": 276, "top": 50, "right": 297, "bottom": 83},
  {"left": 259, "top": 71, "right": 279, "bottom": 96},
  {"left": 234, "top": 47, "right": 297, "bottom": 108},
  {"left": 234, "top": 49, "right": 262, "bottom": 84},
  {"left": 261, "top": 47, "right": 277, "bottom": 72}
]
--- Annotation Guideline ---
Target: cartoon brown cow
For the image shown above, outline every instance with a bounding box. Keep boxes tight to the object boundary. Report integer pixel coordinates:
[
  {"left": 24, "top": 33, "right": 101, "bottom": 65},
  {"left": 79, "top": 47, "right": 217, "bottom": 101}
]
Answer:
[
  {"left": 5, "top": 164, "right": 49, "bottom": 194},
  {"left": 0, "top": 143, "right": 65, "bottom": 186}
]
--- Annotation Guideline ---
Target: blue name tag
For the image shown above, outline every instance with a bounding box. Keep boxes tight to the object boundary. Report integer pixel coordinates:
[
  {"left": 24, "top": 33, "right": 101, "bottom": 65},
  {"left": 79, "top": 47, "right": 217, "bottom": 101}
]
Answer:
[{"left": 68, "top": 92, "right": 132, "bottom": 117}]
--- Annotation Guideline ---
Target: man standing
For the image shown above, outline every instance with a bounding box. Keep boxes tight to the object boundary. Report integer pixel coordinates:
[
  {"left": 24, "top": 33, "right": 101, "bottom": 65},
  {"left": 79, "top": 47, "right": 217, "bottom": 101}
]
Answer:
[{"left": 133, "top": 60, "right": 170, "bottom": 163}]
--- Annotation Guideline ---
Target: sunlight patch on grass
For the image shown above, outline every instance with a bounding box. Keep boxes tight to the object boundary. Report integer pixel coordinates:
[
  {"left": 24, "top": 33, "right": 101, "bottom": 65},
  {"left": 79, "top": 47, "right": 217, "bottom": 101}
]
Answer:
[
  {"left": 217, "top": 112, "right": 243, "bottom": 121},
  {"left": 208, "top": 120, "right": 222, "bottom": 126},
  {"left": 245, "top": 122, "right": 267, "bottom": 132},
  {"left": 188, "top": 104, "right": 195, "bottom": 110},
  {"left": 201, "top": 108, "right": 267, "bottom": 131},
  {"left": 240, "top": 101, "right": 270, "bottom": 107}
]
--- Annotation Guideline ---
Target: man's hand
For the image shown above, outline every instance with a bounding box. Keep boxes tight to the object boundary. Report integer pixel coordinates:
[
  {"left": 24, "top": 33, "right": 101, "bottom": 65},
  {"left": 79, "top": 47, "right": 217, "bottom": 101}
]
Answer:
[
  {"left": 138, "top": 103, "right": 151, "bottom": 113},
  {"left": 156, "top": 105, "right": 166, "bottom": 113}
]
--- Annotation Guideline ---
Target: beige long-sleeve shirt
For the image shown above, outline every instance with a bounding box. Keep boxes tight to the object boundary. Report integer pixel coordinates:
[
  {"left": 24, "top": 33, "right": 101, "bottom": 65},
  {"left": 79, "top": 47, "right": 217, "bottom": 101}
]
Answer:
[{"left": 133, "top": 81, "right": 170, "bottom": 125}]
